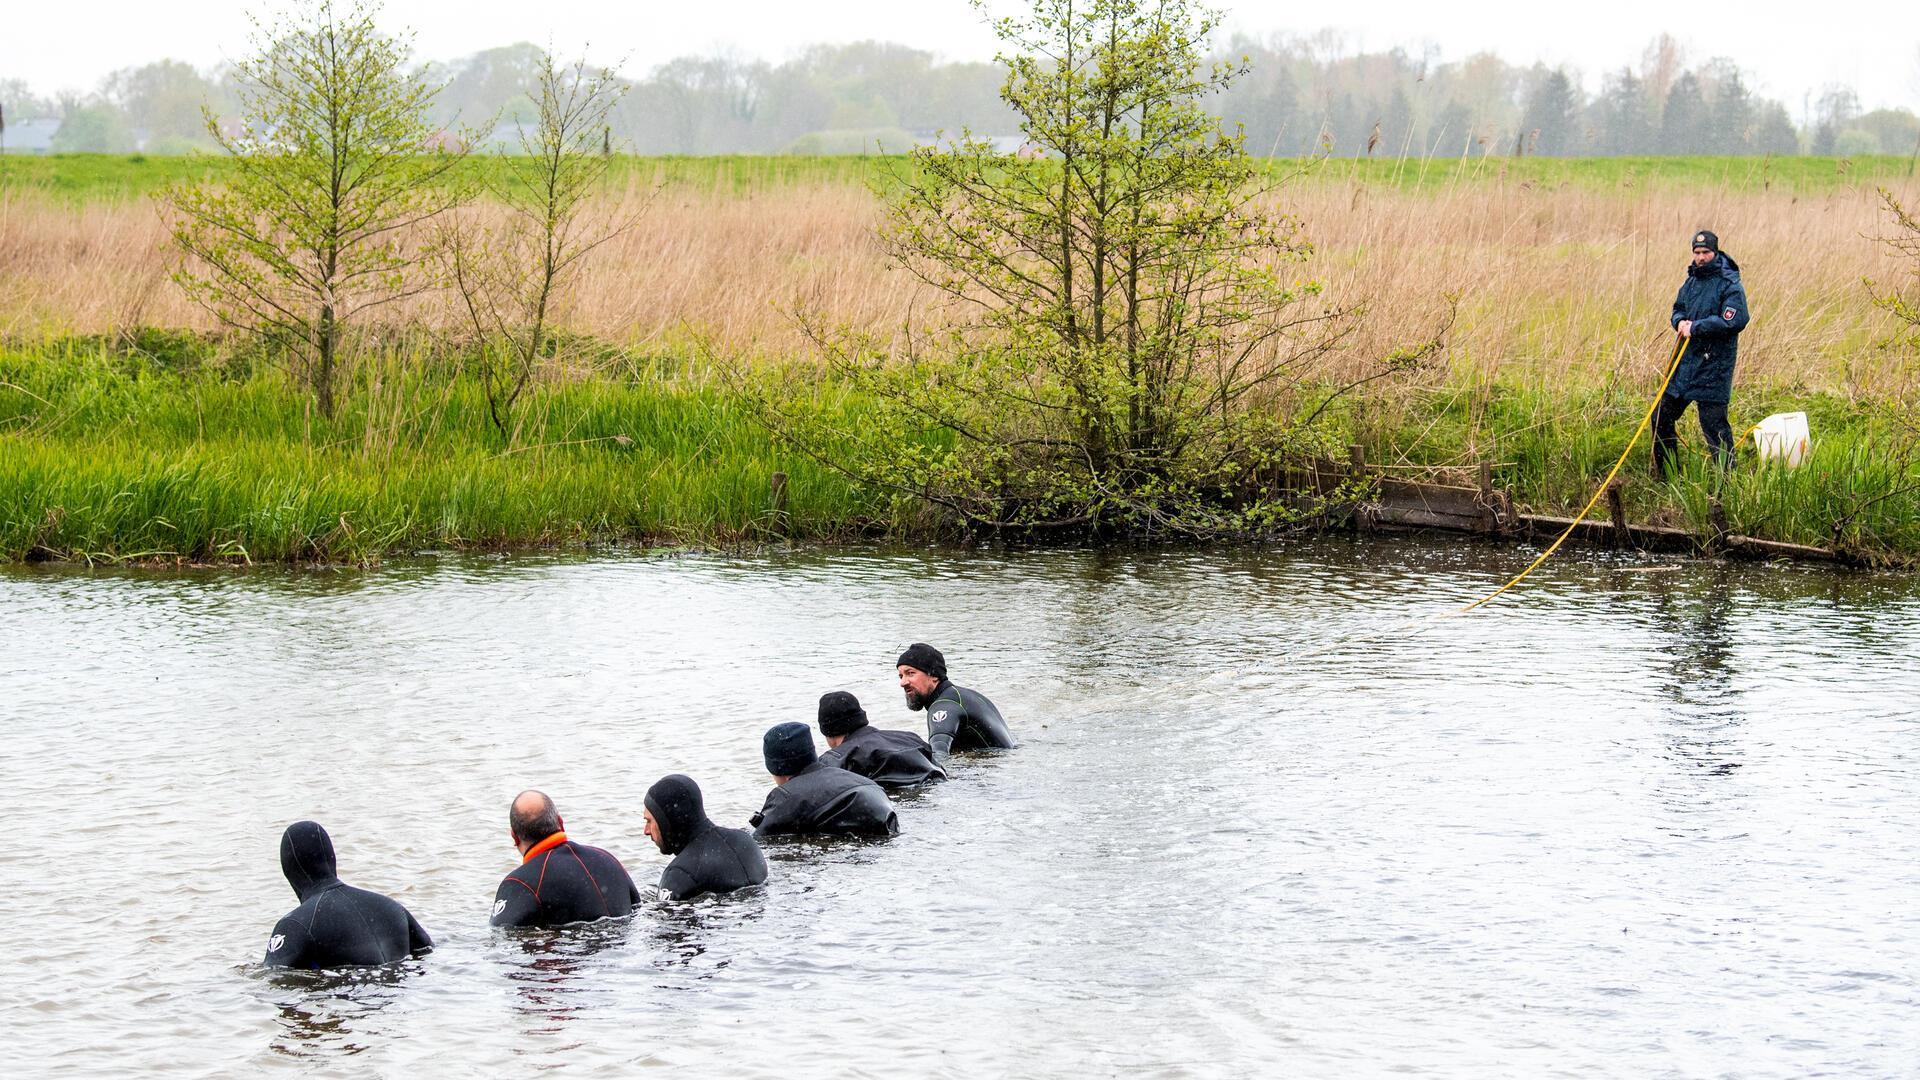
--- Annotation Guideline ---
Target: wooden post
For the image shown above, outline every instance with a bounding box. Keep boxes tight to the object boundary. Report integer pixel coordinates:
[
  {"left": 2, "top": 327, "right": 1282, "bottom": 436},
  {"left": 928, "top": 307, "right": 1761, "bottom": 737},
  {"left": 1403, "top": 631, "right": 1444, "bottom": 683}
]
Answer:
[
  {"left": 1708, "top": 497, "right": 1730, "bottom": 551},
  {"left": 769, "top": 472, "right": 789, "bottom": 533},
  {"left": 1606, "top": 479, "right": 1629, "bottom": 549},
  {"left": 1348, "top": 444, "right": 1367, "bottom": 534},
  {"left": 1477, "top": 461, "right": 1495, "bottom": 534}
]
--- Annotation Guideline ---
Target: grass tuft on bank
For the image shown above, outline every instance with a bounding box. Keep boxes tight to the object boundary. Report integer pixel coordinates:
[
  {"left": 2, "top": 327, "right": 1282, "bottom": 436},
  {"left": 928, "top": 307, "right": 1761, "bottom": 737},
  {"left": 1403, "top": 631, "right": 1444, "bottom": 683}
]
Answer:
[
  {"left": 4, "top": 336, "right": 1918, "bottom": 564},
  {"left": 0, "top": 340, "right": 892, "bottom": 563}
]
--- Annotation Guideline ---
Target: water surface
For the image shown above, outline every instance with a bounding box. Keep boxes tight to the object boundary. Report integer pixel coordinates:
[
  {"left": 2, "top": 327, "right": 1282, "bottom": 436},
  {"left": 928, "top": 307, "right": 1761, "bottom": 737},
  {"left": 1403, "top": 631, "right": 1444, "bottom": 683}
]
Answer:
[{"left": 3, "top": 539, "right": 1917, "bottom": 1077}]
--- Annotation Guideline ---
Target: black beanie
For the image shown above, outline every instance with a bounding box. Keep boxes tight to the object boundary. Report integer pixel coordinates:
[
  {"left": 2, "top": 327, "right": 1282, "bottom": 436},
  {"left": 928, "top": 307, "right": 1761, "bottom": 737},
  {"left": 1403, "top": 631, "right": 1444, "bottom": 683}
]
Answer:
[
  {"left": 896, "top": 642, "right": 947, "bottom": 680},
  {"left": 1690, "top": 229, "right": 1719, "bottom": 253},
  {"left": 763, "top": 722, "right": 817, "bottom": 776},
  {"left": 818, "top": 691, "right": 869, "bottom": 738}
]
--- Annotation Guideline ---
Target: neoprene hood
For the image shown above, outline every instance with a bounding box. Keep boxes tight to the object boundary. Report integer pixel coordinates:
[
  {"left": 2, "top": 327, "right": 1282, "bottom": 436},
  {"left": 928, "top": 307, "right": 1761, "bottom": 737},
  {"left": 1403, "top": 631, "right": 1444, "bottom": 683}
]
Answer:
[{"left": 280, "top": 820, "right": 339, "bottom": 901}]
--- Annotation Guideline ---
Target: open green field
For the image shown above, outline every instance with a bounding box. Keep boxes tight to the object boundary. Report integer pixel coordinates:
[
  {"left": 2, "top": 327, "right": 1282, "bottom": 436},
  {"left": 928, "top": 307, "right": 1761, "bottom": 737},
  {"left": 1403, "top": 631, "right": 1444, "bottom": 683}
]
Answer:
[{"left": 4, "top": 151, "right": 1918, "bottom": 204}]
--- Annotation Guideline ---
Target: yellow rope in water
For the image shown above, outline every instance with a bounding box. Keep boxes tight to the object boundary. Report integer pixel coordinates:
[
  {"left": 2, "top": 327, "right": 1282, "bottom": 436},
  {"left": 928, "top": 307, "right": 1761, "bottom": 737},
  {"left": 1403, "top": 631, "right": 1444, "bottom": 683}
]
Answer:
[{"left": 1457, "top": 336, "right": 1690, "bottom": 613}]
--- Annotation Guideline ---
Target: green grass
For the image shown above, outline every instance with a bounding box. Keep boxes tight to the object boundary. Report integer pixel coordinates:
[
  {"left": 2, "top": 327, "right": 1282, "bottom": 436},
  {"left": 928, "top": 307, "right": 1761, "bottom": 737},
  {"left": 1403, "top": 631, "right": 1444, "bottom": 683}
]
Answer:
[
  {"left": 5, "top": 335, "right": 1917, "bottom": 564},
  {"left": 0, "top": 339, "right": 893, "bottom": 563},
  {"left": 1298, "top": 153, "right": 1920, "bottom": 193},
  {"left": 7, "top": 151, "right": 1918, "bottom": 204},
  {"left": 0, "top": 153, "right": 910, "bottom": 204},
  {"left": 1354, "top": 373, "right": 1920, "bottom": 561}
]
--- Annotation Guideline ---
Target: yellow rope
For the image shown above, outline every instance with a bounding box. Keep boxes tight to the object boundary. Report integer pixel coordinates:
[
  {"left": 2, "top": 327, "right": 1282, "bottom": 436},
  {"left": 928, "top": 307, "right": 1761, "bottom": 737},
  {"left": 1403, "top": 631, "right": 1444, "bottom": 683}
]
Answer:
[{"left": 1457, "top": 336, "right": 1690, "bottom": 613}]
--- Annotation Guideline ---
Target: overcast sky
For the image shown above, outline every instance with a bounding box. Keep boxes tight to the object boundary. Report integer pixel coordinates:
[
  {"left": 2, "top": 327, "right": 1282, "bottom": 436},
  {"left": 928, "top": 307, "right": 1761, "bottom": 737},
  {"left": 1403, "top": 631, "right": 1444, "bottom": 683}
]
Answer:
[{"left": 5, "top": 0, "right": 1918, "bottom": 115}]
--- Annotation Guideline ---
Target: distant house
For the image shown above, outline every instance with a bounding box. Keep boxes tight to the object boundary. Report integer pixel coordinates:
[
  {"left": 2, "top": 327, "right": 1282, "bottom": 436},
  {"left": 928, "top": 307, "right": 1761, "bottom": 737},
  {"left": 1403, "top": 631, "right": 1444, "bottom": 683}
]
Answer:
[{"left": 0, "top": 117, "right": 61, "bottom": 155}]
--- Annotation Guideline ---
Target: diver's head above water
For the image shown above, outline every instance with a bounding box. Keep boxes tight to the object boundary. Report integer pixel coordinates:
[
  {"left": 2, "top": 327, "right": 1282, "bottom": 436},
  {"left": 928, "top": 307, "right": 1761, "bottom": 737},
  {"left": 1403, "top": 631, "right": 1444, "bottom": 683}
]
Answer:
[
  {"left": 644, "top": 773, "right": 708, "bottom": 855},
  {"left": 817, "top": 690, "right": 869, "bottom": 747},
  {"left": 763, "top": 721, "right": 817, "bottom": 784},
  {"left": 279, "top": 820, "right": 340, "bottom": 901},
  {"left": 897, "top": 642, "right": 947, "bottom": 710},
  {"left": 508, "top": 789, "right": 564, "bottom": 856}
]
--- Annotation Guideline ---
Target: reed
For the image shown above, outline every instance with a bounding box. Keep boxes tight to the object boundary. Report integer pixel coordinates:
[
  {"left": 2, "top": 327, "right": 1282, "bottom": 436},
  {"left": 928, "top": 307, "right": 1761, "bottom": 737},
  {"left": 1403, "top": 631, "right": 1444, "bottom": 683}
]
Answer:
[
  {"left": 0, "top": 343, "right": 895, "bottom": 563},
  {"left": 4, "top": 159, "right": 1914, "bottom": 395},
  {"left": 4, "top": 154, "right": 1918, "bottom": 562}
]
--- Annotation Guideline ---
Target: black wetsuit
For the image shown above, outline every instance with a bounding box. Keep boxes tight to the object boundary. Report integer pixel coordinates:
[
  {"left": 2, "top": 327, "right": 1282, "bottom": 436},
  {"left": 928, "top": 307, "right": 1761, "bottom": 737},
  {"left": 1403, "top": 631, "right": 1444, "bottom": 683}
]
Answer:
[
  {"left": 645, "top": 774, "right": 768, "bottom": 901},
  {"left": 921, "top": 678, "right": 1016, "bottom": 758},
  {"left": 491, "top": 833, "right": 641, "bottom": 928},
  {"left": 821, "top": 725, "right": 946, "bottom": 788},
  {"left": 751, "top": 760, "right": 899, "bottom": 838},
  {"left": 264, "top": 821, "right": 432, "bottom": 970}
]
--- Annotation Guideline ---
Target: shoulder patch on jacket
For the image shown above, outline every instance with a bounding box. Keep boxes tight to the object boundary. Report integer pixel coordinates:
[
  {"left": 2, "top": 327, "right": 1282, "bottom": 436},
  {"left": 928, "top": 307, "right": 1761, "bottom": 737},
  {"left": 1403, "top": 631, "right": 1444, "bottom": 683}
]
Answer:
[{"left": 1723, "top": 307, "right": 1735, "bottom": 321}]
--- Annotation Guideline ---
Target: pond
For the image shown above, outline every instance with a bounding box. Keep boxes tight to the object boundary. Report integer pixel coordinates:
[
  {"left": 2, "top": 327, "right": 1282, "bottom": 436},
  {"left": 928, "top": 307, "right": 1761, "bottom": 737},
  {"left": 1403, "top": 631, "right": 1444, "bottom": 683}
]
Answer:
[{"left": 3, "top": 539, "right": 1917, "bottom": 1077}]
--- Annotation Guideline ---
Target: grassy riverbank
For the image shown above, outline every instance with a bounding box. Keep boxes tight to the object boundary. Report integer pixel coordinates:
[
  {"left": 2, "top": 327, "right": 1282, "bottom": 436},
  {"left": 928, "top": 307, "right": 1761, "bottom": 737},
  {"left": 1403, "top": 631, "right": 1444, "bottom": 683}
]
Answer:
[
  {"left": 0, "top": 340, "right": 896, "bottom": 563},
  {"left": 4, "top": 152, "right": 1917, "bottom": 564},
  {"left": 5, "top": 337, "right": 1917, "bottom": 564}
]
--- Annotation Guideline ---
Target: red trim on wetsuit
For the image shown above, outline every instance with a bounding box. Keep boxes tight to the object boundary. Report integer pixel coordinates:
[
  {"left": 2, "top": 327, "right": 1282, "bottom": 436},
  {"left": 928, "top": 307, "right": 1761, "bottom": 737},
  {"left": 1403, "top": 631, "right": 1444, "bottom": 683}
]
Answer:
[{"left": 521, "top": 831, "right": 568, "bottom": 864}]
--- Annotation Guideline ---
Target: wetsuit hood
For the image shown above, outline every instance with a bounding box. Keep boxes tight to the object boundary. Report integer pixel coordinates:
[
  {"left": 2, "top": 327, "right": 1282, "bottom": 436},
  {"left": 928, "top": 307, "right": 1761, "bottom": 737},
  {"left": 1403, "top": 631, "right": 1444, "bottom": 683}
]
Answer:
[
  {"left": 645, "top": 774, "right": 711, "bottom": 856},
  {"left": 280, "top": 820, "right": 340, "bottom": 902}
]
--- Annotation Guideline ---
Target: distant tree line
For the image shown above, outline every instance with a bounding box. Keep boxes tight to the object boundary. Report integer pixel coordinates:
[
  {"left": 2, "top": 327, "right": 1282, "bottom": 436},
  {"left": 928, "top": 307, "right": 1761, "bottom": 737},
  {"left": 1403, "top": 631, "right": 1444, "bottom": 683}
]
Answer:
[{"left": 4, "top": 32, "right": 1918, "bottom": 157}]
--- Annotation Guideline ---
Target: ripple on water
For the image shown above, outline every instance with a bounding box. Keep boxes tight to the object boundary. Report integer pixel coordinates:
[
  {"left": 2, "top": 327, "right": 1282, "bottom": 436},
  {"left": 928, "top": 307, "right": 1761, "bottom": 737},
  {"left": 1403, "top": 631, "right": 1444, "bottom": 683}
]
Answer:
[{"left": 2, "top": 540, "right": 1918, "bottom": 1077}]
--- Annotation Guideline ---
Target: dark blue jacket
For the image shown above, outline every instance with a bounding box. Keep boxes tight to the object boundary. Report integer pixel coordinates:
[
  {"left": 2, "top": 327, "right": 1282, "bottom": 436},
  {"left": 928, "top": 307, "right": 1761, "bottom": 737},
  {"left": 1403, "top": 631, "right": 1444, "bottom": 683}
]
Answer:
[{"left": 1668, "top": 253, "right": 1750, "bottom": 403}]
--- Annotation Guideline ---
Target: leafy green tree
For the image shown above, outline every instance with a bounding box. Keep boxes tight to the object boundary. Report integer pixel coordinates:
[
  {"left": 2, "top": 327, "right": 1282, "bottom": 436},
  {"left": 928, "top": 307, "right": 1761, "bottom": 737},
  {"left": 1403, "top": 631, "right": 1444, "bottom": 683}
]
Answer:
[
  {"left": 1427, "top": 100, "right": 1471, "bottom": 156},
  {"left": 430, "top": 42, "right": 546, "bottom": 128},
  {"left": 51, "top": 103, "right": 135, "bottom": 152},
  {"left": 1593, "top": 68, "right": 1654, "bottom": 156},
  {"left": 1659, "top": 73, "right": 1708, "bottom": 154},
  {"left": 442, "top": 53, "right": 634, "bottom": 445},
  {"left": 1520, "top": 68, "right": 1580, "bottom": 156},
  {"left": 162, "top": 0, "right": 465, "bottom": 417},
  {"left": 1704, "top": 64, "right": 1754, "bottom": 154},
  {"left": 1811, "top": 85, "right": 1861, "bottom": 155},
  {"left": 760, "top": 0, "right": 1439, "bottom": 537},
  {"left": 104, "top": 60, "right": 227, "bottom": 150}
]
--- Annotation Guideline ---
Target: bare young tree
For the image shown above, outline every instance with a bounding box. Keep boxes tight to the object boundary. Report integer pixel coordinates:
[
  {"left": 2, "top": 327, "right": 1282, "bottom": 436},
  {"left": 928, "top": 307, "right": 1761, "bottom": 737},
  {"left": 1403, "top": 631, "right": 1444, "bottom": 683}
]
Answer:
[
  {"left": 162, "top": 0, "right": 465, "bottom": 417},
  {"left": 441, "top": 52, "right": 635, "bottom": 446}
]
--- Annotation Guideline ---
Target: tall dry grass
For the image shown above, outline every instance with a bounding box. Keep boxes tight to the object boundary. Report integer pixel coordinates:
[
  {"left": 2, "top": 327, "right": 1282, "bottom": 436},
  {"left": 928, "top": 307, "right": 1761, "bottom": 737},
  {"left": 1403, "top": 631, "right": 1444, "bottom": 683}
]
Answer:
[{"left": 3, "top": 173, "right": 1915, "bottom": 392}]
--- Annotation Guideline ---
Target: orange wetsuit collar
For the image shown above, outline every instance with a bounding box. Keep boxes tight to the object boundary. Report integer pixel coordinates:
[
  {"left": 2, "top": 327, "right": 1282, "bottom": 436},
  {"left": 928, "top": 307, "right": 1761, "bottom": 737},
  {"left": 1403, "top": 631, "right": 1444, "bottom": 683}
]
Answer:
[{"left": 521, "top": 831, "right": 568, "bottom": 863}]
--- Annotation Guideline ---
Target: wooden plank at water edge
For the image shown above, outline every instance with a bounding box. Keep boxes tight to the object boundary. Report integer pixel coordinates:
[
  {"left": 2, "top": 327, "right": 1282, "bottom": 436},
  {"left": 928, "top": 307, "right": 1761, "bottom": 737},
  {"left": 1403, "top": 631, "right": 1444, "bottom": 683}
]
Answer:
[
  {"left": 1519, "top": 514, "right": 1696, "bottom": 553},
  {"left": 1375, "top": 478, "right": 1488, "bottom": 519}
]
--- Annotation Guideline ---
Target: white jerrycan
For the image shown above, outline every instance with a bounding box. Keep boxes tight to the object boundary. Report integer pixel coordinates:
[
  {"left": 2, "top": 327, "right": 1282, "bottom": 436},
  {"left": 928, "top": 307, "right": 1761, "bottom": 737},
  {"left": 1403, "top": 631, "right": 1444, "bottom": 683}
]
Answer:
[{"left": 1751, "top": 411, "right": 1810, "bottom": 467}]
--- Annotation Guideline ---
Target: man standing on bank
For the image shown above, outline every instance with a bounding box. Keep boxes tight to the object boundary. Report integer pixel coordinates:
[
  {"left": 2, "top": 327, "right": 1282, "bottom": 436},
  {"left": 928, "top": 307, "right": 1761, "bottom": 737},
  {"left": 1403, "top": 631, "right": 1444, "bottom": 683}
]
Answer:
[
  {"left": 817, "top": 690, "right": 945, "bottom": 789},
  {"left": 1659, "top": 228, "right": 1751, "bottom": 477},
  {"left": 896, "top": 643, "right": 1016, "bottom": 762},
  {"left": 491, "top": 790, "right": 641, "bottom": 928}
]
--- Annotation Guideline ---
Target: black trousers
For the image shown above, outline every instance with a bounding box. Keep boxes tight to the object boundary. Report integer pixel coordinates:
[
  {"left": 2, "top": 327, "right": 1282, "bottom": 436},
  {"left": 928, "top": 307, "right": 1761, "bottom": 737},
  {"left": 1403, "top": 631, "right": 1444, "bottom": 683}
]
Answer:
[{"left": 1652, "top": 394, "right": 1734, "bottom": 476}]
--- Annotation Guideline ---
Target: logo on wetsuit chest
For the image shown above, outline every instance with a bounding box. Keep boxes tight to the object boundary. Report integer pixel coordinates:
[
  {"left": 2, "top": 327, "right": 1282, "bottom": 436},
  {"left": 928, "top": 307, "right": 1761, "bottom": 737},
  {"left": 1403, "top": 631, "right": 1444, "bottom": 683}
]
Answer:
[
  {"left": 492, "top": 900, "right": 506, "bottom": 917},
  {"left": 268, "top": 934, "right": 285, "bottom": 952}
]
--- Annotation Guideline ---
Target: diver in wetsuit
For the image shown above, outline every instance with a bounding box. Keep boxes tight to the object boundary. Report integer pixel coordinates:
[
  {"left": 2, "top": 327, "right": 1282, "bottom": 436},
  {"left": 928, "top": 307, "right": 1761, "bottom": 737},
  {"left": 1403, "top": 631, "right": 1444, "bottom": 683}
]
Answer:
[
  {"left": 751, "top": 722, "right": 899, "bottom": 838},
  {"left": 643, "top": 773, "right": 769, "bottom": 901},
  {"left": 896, "top": 643, "right": 1016, "bottom": 762},
  {"left": 816, "top": 690, "right": 944, "bottom": 789},
  {"left": 264, "top": 820, "right": 432, "bottom": 969},
  {"left": 491, "top": 790, "right": 641, "bottom": 928}
]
